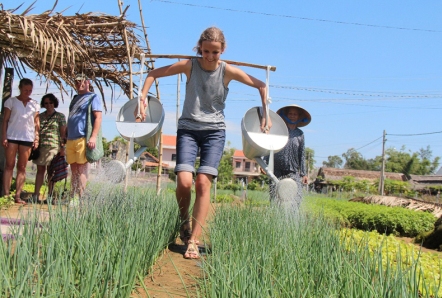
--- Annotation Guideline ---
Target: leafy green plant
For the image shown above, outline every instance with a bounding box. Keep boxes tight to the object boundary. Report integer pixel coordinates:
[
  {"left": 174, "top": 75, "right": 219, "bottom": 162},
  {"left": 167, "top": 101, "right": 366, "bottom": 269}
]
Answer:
[
  {"left": 0, "top": 195, "right": 14, "bottom": 208},
  {"left": 340, "top": 228, "right": 441, "bottom": 297},
  {"left": 304, "top": 195, "right": 435, "bottom": 237},
  {"left": 214, "top": 193, "right": 235, "bottom": 203}
]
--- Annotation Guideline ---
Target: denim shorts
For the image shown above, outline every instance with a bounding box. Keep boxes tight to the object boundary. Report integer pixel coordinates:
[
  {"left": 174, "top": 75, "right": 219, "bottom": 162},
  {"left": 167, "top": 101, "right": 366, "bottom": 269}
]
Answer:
[{"left": 175, "top": 129, "right": 226, "bottom": 177}]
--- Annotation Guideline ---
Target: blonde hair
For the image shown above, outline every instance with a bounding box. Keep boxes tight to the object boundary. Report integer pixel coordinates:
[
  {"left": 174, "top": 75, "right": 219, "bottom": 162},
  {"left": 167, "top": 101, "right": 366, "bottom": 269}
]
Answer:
[{"left": 194, "top": 27, "right": 226, "bottom": 55}]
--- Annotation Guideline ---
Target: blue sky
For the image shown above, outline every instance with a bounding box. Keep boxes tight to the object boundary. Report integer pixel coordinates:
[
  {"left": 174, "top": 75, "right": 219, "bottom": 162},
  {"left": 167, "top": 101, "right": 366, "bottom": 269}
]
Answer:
[{"left": 3, "top": 0, "right": 442, "bottom": 167}]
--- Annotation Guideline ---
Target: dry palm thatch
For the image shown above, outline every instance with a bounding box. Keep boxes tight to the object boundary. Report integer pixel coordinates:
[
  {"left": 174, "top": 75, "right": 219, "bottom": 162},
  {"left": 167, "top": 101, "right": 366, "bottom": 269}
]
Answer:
[
  {"left": 0, "top": 2, "right": 151, "bottom": 110},
  {"left": 359, "top": 195, "right": 442, "bottom": 218}
]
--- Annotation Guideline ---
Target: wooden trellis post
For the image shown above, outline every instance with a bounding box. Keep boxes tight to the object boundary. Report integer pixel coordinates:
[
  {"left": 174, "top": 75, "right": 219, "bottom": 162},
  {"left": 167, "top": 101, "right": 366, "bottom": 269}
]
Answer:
[{"left": 138, "top": 0, "right": 164, "bottom": 195}]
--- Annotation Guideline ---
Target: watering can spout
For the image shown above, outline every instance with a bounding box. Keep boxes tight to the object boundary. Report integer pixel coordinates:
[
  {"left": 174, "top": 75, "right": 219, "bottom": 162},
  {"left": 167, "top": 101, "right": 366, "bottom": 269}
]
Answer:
[
  {"left": 254, "top": 157, "right": 279, "bottom": 184},
  {"left": 268, "top": 150, "right": 274, "bottom": 173}
]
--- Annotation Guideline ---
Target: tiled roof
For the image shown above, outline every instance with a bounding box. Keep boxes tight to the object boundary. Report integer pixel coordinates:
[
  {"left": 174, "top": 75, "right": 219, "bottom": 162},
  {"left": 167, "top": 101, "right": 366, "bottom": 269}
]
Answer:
[
  {"left": 233, "top": 150, "right": 245, "bottom": 157},
  {"left": 163, "top": 135, "right": 176, "bottom": 147}
]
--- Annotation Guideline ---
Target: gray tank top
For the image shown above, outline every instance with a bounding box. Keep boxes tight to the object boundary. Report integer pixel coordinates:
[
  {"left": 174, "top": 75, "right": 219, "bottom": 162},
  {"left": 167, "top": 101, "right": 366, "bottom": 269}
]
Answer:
[{"left": 178, "top": 58, "right": 229, "bottom": 130}]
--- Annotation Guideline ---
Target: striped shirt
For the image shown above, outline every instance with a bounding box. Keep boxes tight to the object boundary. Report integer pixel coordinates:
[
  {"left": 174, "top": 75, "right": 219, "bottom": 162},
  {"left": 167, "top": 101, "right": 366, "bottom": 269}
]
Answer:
[{"left": 39, "top": 111, "right": 66, "bottom": 148}]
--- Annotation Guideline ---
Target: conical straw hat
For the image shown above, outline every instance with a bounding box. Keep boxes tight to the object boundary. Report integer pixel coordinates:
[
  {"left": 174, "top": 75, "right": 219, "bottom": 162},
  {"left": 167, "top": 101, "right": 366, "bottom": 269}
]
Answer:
[{"left": 276, "top": 104, "right": 311, "bottom": 127}]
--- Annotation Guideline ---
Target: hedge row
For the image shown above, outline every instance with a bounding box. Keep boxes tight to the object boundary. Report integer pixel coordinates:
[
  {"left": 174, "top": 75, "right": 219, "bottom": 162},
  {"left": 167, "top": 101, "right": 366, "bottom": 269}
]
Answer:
[{"left": 304, "top": 196, "right": 435, "bottom": 237}]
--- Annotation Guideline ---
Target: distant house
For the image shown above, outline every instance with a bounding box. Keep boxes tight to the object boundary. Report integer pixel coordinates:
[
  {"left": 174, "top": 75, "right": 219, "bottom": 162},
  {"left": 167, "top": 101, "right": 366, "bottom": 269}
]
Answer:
[
  {"left": 314, "top": 167, "right": 407, "bottom": 191},
  {"left": 315, "top": 167, "right": 442, "bottom": 195},
  {"left": 408, "top": 175, "right": 442, "bottom": 194},
  {"left": 140, "top": 151, "right": 169, "bottom": 173},
  {"left": 317, "top": 167, "right": 407, "bottom": 182},
  {"left": 232, "top": 150, "right": 261, "bottom": 183},
  {"left": 162, "top": 135, "right": 177, "bottom": 169}
]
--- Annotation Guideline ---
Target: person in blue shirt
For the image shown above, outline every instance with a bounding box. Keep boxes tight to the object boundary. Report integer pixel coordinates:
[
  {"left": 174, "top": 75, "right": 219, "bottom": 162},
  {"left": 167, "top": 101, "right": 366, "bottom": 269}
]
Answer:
[{"left": 66, "top": 74, "right": 102, "bottom": 199}]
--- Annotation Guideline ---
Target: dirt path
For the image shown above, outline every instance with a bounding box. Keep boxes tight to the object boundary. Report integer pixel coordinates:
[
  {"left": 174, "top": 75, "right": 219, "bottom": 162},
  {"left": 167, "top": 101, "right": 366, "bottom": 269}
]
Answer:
[
  {"left": 134, "top": 205, "right": 216, "bottom": 298},
  {"left": 133, "top": 240, "right": 203, "bottom": 298}
]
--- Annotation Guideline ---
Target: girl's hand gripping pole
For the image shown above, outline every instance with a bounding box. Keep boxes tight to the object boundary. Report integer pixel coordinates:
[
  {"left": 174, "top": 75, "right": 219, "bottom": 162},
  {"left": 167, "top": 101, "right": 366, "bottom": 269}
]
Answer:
[
  {"left": 264, "top": 65, "right": 272, "bottom": 133},
  {"left": 135, "top": 53, "right": 146, "bottom": 123}
]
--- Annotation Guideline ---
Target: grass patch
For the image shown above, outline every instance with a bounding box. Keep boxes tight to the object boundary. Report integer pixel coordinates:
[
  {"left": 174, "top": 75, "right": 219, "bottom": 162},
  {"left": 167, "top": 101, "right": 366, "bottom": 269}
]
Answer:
[
  {"left": 0, "top": 183, "right": 179, "bottom": 297},
  {"left": 200, "top": 202, "right": 441, "bottom": 297}
]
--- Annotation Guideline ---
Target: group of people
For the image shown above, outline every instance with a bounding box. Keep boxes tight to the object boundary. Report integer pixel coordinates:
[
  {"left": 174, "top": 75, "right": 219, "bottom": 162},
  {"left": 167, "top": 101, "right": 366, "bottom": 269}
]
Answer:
[
  {"left": 2, "top": 26, "right": 310, "bottom": 261},
  {"left": 1, "top": 74, "right": 102, "bottom": 204}
]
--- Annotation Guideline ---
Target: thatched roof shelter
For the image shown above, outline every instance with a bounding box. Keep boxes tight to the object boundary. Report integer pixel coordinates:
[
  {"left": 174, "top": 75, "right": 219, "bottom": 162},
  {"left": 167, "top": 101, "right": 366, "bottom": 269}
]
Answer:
[
  {"left": 409, "top": 175, "right": 442, "bottom": 191},
  {"left": 317, "top": 167, "right": 407, "bottom": 183},
  {"left": 0, "top": 2, "right": 152, "bottom": 110}
]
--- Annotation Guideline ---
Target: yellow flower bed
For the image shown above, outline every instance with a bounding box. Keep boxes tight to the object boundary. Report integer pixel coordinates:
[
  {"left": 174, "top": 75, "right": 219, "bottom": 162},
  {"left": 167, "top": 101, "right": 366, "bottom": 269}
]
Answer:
[{"left": 340, "top": 228, "right": 441, "bottom": 297}]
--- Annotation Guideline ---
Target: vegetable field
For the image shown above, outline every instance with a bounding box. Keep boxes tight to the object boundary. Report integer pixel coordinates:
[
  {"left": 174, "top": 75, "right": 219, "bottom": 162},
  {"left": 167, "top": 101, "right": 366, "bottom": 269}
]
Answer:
[{"left": 0, "top": 184, "right": 440, "bottom": 297}]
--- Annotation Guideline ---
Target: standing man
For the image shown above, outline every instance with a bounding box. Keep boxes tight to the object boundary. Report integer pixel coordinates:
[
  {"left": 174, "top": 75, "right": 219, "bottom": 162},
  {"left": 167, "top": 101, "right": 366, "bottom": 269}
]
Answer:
[{"left": 66, "top": 74, "right": 102, "bottom": 199}]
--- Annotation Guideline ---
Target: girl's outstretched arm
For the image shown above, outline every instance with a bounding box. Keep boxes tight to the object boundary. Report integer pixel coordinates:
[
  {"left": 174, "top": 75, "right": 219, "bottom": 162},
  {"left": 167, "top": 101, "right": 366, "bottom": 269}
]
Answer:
[
  {"left": 136, "top": 59, "right": 192, "bottom": 121},
  {"left": 225, "top": 64, "right": 272, "bottom": 132}
]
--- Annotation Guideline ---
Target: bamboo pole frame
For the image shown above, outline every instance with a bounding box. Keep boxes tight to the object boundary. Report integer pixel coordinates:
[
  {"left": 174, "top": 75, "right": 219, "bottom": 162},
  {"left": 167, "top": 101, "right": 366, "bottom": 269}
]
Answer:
[
  {"left": 137, "top": 0, "right": 165, "bottom": 195},
  {"left": 144, "top": 54, "right": 276, "bottom": 71},
  {"left": 118, "top": 0, "right": 132, "bottom": 192}
]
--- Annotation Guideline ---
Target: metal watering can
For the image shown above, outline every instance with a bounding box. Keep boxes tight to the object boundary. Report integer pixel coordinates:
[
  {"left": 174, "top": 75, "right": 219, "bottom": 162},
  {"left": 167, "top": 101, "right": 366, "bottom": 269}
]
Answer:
[
  {"left": 105, "top": 54, "right": 165, "bottom": 183},
  {"left": 241, "top": 107, "right": 298, "bottom": 205},
  {"left": 241, "top": 66, "right": 298, "bottom": 205}
]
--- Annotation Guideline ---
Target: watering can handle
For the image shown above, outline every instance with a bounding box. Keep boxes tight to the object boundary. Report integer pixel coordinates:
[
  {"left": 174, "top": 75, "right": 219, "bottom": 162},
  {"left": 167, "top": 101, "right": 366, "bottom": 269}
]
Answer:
[
  {"left": 264, "top": 65, "right": 271, "bottom": 131},
  {"left": 136, "top": 54, "right": 146, "bottom": 121}
]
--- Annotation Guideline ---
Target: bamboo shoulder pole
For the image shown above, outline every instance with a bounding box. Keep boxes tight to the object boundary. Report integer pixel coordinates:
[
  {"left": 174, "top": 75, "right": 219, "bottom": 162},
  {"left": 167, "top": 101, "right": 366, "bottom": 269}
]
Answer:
[{"left": 144, "top": 54, "right": 276, "bottom": 71}]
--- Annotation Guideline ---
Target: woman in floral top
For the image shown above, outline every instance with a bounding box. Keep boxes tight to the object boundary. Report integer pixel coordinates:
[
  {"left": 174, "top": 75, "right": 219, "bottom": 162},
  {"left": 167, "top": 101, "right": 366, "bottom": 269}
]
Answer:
[{"left": 32, "top": 93, "right": 67, "bottom": 202}]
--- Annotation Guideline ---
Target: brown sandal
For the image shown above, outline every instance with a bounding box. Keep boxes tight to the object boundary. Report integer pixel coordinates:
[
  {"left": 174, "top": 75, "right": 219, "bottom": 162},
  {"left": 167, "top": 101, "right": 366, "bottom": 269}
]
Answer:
[
  {"left": 184, "top": 240, "right": 200, "bottom": 259},
  {"left": 14, "top": 199, "right": 27, "bottom": 205}
]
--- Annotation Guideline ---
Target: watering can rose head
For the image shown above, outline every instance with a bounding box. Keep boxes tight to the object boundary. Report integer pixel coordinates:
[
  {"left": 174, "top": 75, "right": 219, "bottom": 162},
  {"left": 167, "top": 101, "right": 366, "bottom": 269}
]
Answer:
[{"left": 277, "top": 104, "right": 311, "bottom": 127}]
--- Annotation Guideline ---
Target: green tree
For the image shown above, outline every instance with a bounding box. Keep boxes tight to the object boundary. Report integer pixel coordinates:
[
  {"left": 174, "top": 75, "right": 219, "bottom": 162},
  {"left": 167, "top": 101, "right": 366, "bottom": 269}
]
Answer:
[
  {"left": 384, "top": 147, "right": 412, "bottom": 173},
  {"left": 102, "top": 137, "right": 111, "bottom": 157},
  {"left": 342, "top": 148, "right": 370, "bottom": 170},
  {"left": 323, "top": 155, "right": 343, "bottom": 168},
  {"left": 338, "top": 145, "right": 439, "bottom": 175},
  {"left": 366, "top": 156, "right": 382, "bottom": 171},
  {"left": 417, "top": 145, "right": 440, "bottom": 174},
  {"left": 217, "top": 147, "right": 235, "bottom": 184},
  {"left": 384, "top": 146, "right": 440, "bottom": 175},
  {"left": 305, "top": 147, "right": 315, "bottom": 173}
]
